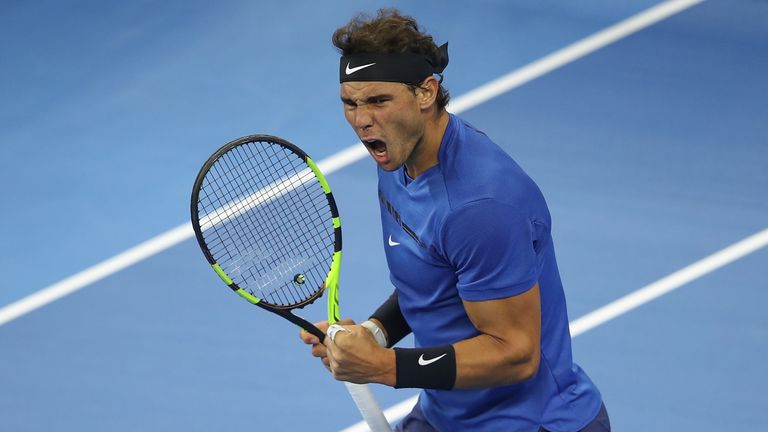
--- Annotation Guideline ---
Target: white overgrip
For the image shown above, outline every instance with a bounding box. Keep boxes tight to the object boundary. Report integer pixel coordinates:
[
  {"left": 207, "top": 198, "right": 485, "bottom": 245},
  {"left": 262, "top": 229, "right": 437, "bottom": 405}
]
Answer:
[
  {"left": 327, "top": 324, "right": 392, "bottom": 431},
  {"left": 344, "top": 382, "right": 392, "bottom": 432}
]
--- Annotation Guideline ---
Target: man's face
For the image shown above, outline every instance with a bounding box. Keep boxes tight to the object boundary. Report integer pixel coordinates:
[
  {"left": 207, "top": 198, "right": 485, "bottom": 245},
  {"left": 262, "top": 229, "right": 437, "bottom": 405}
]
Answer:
[{"left": 340, "top": 81, "right": 425, "bottom": 172}]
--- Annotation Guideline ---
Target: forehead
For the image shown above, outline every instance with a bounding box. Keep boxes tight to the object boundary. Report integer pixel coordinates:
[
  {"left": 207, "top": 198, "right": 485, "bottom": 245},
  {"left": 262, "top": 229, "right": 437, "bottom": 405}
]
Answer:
[{"left": 340, "top": 81, "right": 407, "bottom": 99}]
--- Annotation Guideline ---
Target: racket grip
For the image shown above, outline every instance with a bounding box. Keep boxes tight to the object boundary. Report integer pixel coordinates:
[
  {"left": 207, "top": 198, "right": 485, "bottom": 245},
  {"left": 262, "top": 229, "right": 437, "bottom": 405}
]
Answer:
[{"left": 344, "top": 382, "right": 392, "bottom": 432}]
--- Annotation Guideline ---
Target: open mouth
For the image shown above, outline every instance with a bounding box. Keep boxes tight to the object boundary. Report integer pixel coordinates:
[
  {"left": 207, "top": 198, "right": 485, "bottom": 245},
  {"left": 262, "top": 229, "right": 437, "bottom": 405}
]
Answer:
[{"left": 364, "top": 139, "right": 387, "bottom": 157}]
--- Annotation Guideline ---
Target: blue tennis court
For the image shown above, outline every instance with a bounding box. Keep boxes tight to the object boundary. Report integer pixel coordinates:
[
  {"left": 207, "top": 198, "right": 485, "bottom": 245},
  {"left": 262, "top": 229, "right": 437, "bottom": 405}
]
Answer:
[{"left": 1, "top": 1, "right": 766, "bottom": 430}]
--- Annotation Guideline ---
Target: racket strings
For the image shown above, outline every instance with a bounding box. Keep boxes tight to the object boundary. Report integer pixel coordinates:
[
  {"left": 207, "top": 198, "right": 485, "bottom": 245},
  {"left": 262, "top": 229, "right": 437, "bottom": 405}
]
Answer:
[
  {"left": 224, "top": 145, "right": 321, "bottom": 305},
  {"left": 205, "top": 162, "right": 279, "bottom": 270},
  {"left": 210, "top": 155, "right": 290, "bottom": 256},
  {"left": 207, "top": 149, "right": 308, "bottom": 305},
  {"left": 204, "top": 150, "right": 324, "bottom": 307},
  {"left": 197, "top": 140, "right": 335, "bottom": 307}
]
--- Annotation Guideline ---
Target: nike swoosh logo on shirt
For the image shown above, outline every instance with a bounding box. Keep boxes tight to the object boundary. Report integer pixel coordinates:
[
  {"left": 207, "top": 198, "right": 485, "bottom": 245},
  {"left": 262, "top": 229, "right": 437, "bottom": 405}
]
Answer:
[
  {"left": 388, "top": 235, "right": 400, "bottom": 247},
  {"left": 345, "top": 62, "right": 376, "bottom": 75},
  {"left": 418, "top": 353, "right": 447, "bottom": 366}
]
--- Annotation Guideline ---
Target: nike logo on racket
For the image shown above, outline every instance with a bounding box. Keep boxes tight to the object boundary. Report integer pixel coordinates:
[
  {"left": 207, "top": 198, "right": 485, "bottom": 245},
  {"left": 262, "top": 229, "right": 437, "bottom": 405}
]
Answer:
[
  {"left": 418, "top": 353, "right": 447, "bottom": 366},
  {"left": 345, "top": 62, "right": 376, "bottom": 75},
  {"left": 388, "top": 235, "right": 400, "bottom": 247}
]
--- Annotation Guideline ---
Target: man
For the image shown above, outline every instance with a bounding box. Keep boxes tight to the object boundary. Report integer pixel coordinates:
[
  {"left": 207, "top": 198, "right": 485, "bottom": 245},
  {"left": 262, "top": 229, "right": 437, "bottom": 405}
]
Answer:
[{"left": 300, "top": 8, "right": 610, "bottom": 432}]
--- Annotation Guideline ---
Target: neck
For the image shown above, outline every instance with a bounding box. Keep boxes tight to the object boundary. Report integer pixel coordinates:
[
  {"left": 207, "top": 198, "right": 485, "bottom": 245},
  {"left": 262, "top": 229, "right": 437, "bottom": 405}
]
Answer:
[{"left": 405, "top": 109, "right": 450, "bottom": 178}]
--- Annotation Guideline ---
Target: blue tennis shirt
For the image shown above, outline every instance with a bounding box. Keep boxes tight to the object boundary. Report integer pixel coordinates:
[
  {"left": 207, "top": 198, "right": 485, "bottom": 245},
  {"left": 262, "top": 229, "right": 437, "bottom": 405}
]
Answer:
[{"left": 377, "top": 114, "right": 602, "bottom": 431}]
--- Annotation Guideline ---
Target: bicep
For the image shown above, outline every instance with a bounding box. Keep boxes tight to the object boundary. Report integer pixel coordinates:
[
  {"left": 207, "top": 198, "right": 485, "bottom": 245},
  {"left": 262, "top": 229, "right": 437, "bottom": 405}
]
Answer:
[
  {"left": 452, "top": 283, "right": 542, "bottom": 387},
  {"left": 462, "top": 283, "right": 541, "bottom": 345}
]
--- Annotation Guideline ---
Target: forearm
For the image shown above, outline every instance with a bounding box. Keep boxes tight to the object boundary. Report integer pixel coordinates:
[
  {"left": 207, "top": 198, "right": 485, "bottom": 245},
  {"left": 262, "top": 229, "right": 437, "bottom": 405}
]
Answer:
[
  {"left": 333, "top": 325, "right": 539, "bottom": 389},
  {"left": 453, "top": 331, "right": 540, "bottom": 388},
  {"left": 389, "top": 331, "right": 539, "bottom": 390}
]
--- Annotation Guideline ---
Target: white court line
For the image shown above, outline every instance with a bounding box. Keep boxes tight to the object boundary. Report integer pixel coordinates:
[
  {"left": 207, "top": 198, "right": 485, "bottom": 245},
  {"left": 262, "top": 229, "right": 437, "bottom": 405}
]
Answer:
[
  {"left": 0, "top": 0, "right": 704, "bottom": 326},
  {"left": 0, "top": 224, "right": 194, "bottom": 326},
  {"left": 568, "top": 227, "right": 768, "bottom": 335}
]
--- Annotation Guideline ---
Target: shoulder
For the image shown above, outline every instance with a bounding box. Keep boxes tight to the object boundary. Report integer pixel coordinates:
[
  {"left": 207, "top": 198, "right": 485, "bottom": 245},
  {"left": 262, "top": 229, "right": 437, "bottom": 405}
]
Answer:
[
  {"left": 439, "top": 198, "right": 530, "bottom": 242},
  {"left": 440, "top": 116, "right": 544, "bottom": 211}
]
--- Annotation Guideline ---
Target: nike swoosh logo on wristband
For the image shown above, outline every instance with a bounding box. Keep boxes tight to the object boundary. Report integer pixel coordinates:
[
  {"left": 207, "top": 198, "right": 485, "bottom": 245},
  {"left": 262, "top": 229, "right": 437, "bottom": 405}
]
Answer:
[{"left": 418, "top": 353, "right": 447, "bottom": 366}]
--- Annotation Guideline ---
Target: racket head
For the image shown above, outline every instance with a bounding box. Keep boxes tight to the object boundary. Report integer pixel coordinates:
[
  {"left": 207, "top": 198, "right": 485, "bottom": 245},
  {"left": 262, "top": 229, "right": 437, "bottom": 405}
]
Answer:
[{"left": 190, "top": 134, "right": 341, "bottom": 317}]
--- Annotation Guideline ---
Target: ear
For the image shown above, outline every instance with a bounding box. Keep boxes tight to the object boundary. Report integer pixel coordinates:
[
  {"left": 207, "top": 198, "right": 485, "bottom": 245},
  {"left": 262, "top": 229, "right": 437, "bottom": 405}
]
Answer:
[{"left": 416, "top": 76, "right": 440, "bottom": 110}]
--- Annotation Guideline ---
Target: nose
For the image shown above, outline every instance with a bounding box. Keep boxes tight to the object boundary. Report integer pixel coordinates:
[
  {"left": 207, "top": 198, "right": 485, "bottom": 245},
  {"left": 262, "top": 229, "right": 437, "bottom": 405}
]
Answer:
[{"left": 351, "top": 104, "right": 374, "bottom": 131}]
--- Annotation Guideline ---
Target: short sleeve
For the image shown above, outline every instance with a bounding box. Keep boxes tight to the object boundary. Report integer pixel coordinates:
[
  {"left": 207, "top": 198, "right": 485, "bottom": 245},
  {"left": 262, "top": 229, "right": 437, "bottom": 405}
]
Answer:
[{"left": 440, "top": 199, "right": 537, "bottom": 301}]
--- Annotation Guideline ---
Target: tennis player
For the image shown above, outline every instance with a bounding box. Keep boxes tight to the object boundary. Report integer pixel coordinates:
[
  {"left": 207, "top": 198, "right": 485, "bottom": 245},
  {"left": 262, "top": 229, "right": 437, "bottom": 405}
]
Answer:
[{"left": 301, "top": 8, "right": 610, "bottom": 432}]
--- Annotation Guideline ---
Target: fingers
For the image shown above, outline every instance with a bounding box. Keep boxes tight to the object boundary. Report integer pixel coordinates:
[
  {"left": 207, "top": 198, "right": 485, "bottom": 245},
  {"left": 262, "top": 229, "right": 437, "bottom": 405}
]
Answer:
[
  {"left": 315, "top": 320, "right": 332, "bottom": 333},
  {"left": 299, "top": 321, "right": 329, "bottom": 345},
  {"left": 323, "top": 323, "right": 391, "bottom": 383},
  {"left": 298, "top": 319, "right": 354, "bottom": 344},
  {"left": 311, "top": 342, "right": 327, "bottom": 359},
  {"left": 298, "top": 319, "right": 357, "bottom": 373},
  {"left": 324, "top": 325, "right": 360, "bottom": 377},
  {"left": 327, "top": 324, "right": 351, "bottom": 344}
]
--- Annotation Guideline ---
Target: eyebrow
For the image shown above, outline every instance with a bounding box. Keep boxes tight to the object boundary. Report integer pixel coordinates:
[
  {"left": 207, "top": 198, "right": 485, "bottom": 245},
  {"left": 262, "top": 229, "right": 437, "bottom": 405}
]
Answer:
[{"left": 340, "top": 93, "right": 393, "bottom": 105}]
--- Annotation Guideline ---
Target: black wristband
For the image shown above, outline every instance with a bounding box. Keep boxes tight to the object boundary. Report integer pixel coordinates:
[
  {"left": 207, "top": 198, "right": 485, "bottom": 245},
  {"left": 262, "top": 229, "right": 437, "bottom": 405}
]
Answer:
[
  {"left": 394, "top": 345, "right": 456, "bottom": 390},
  {"left": 370, "top": 290, "right": 411, "bottom": 348}
]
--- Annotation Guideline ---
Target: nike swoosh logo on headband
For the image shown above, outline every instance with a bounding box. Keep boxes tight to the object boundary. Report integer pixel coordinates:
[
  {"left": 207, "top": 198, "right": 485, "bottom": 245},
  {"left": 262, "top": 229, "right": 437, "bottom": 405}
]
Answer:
[{"left": 345, "top": 62, "right": 376, "bottom": 75}]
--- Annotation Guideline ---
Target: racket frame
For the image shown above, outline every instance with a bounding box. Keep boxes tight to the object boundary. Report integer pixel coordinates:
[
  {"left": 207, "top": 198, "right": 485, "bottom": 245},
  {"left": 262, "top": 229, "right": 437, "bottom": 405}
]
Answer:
[{"left": 190, "top": 134, "right": 342, "bottom": 342}]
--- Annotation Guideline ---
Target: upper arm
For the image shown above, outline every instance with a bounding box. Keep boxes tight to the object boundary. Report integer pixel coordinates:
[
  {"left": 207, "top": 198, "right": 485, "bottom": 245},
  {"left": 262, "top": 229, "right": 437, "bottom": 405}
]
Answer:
[
  {"left": 462, "top": 283, "right": 541, "bottom": 356},
  {"left": 452, "top": 283, "right": 541, "bottom": 387}
]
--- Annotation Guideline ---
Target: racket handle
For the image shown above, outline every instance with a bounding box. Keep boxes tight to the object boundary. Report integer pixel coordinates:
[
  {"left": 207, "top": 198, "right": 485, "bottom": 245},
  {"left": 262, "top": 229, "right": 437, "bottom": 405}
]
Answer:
[{"left": 344, "top": 382, "right": 392, "bottom": 432}]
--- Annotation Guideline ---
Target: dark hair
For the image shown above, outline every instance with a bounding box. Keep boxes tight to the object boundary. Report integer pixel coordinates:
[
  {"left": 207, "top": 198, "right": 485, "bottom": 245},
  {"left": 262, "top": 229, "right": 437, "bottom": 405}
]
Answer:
[{"left": 332, "top": 8, "right": 450, "bottom": 109}]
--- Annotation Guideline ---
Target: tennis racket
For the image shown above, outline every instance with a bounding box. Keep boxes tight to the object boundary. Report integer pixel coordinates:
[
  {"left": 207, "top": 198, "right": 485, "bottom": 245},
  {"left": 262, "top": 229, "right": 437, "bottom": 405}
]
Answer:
[{"left": 190, "top": 134, "right": 391, "bottom": 432}]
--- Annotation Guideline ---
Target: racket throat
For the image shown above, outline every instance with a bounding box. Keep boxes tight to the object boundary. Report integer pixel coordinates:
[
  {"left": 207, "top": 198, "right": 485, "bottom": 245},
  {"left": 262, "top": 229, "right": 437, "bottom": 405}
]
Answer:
[{"left": 260, "top": 303, "right": 326, "bottom": 342}]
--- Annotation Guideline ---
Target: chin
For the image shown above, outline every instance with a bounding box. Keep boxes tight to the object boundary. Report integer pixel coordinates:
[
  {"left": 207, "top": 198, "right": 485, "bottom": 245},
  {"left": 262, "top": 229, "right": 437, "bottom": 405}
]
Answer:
[{"left": 376, "top": 161, "right": 402, "bottom": 172}]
